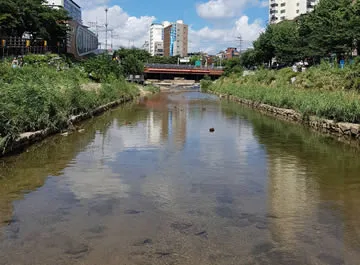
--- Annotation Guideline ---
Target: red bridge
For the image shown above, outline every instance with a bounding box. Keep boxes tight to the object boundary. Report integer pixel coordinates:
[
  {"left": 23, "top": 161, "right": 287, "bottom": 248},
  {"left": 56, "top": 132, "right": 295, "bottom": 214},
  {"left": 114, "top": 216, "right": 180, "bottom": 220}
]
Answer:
[{"left": 144, "top": 64, "right": 224, "bottom": 80}]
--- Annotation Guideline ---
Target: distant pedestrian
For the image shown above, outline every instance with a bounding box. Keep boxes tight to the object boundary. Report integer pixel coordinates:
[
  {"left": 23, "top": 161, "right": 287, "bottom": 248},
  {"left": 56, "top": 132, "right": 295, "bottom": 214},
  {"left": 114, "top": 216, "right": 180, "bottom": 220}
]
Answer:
[
  {"left": 11, "top": 57, "right": 19, "bottom": 68},
  {"left": 18, "top": 57, "right": 24, "bottom": 67},
  {"left": 340, "top": 59, "right": 345, "bottom": 69}
]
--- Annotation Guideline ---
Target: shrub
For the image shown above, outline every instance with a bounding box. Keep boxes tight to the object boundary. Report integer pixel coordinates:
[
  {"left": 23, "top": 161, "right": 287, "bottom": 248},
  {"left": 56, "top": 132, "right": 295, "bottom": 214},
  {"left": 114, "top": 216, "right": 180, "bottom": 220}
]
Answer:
[
  {"left": 206, "top": 65, "right": 360, "bottom": 123},
  {"left": 0, "top": 62, "right": 138, "bottom": 152},
  {"left": 82, "top": 54, "right": 124, "bottom": 82}
]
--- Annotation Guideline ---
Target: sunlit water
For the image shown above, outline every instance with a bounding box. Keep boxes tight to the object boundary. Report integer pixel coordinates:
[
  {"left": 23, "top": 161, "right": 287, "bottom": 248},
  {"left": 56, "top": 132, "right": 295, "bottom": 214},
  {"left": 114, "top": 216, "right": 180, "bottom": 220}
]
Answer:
[{"left": 1, "top": 92, "right": 360, "bottom": 265}]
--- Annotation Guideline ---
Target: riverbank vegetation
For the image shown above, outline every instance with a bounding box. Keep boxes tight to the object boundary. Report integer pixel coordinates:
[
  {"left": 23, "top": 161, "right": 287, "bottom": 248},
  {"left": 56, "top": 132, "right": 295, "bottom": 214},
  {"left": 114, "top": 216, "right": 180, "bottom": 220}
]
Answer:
[
  {"left": 0, "top": 53, "right": 139, "bottom": 153},
  {"left": 204, "top": 64, "right": 360, "bottom": 123},
  {"left": 240, "top": 0, "right": 360, "bottom": 67},
  {"left": 203, "top": 0, "right": 360, "bottom": 124}
]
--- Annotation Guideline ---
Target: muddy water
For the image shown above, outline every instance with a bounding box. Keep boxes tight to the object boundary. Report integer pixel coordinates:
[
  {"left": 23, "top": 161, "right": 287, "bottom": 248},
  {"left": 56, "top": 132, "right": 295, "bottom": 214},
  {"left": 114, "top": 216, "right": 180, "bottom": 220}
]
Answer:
[{"left": 0, "top": 92, "right": 360, "bottom": 265}]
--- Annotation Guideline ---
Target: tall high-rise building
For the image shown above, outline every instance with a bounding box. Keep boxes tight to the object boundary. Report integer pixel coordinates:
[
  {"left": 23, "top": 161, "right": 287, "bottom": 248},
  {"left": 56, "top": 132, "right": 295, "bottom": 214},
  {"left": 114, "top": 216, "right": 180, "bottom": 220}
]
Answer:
[
  {"left": 163, "top": 20, "right": 188, "bottom": 57},
  {"left": 45, "top": 0, "right": 82, "bottom": 24},
  {"left": 269, "top": 0, "right": 319, "bottom": 24},
  {"left": 149, "top": 23, "right": 164, "bottom": 56}
]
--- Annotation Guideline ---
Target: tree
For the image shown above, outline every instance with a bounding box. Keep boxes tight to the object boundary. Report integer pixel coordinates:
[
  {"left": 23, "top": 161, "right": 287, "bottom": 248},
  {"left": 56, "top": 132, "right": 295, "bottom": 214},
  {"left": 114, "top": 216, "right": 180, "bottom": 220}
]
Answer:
[
  {"left": 147, "top": 55, "right": 179, "bottom": 64},
  {"left": 116, "top": 48, "right": 151, "bottom": 62},
  {"left": 83, "top": 54, "right": 123, "bottom": 81},
  {"left": 253, "top": 27, "right": 275, "bottom": 66},
  {"left": 223, "top": 58, "right": 243, "bottom": 76},
  {"left": 240, "top": 49, "right": 258, "bottom": 69},
  {"left": 121, "top": 54, "right": 144, "bottom": 75},
  {"left": 270, "top": 20, "right": 302, "bottom": 64},
  {"left": 0, "top": 0, "right": 68, "bottom": 44},
  {"left": 298, "top": 0, "right": 354, "bottom": 59}
]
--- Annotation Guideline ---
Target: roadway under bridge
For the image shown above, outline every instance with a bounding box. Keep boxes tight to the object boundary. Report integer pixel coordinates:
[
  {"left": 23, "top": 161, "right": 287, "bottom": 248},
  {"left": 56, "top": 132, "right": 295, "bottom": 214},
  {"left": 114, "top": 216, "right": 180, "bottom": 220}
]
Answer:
[{"left": 144, "top": 64, "right": 224, "bottom": 81}]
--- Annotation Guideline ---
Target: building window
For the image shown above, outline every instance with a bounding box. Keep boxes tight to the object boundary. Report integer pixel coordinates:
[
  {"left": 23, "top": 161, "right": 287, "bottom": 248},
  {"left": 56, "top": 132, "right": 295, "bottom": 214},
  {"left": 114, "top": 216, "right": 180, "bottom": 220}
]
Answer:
[
  {"left": 296, "top": 9, "right": 299, "bottom": 13},
  {"left": 281, "top": 3, "right": 285, "bottom": 6},
  {"left": 280, "top": 9, "right": 285, "bottom": 13}
]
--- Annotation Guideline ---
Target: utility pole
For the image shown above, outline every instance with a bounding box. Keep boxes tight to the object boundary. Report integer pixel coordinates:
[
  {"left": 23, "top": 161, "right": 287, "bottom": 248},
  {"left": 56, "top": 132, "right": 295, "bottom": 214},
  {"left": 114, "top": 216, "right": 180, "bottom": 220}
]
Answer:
[
  {"left": 105, "top": 8, "right": 108, "bottom": 50},
  {"left": 237, "top": 35, "right": 243, "bottom": 55}
]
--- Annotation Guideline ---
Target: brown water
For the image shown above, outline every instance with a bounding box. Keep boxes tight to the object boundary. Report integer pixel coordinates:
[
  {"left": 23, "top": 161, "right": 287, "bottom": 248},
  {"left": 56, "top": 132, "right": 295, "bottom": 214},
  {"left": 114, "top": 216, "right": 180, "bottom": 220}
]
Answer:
[{"left": 0, "top": 92, "right": 360, "bottom": 265}]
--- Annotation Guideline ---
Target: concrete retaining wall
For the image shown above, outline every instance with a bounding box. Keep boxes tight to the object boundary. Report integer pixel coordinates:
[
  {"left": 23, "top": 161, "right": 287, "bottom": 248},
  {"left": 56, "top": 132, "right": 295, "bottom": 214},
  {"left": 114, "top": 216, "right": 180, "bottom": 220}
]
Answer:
[
  {"left": 2, "top": 95, "right": 134, "bottom": 157},
  {"left": 217, "top": 93, "right": 360, "bottom": 145}
]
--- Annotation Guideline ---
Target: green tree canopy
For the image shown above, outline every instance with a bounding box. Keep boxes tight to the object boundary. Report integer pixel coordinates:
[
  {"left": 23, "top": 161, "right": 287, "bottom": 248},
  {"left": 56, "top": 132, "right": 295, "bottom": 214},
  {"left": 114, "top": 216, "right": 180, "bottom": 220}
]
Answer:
[
  {"left": 0, "top": 0, "right": 68, "bottom": 45},
  {"left": 270, "top": 20, "right": 302, "bottom": 64},
  {"left": 116, "top": 48, "right": 151, "bottom": 62},
  {"left": 247, "top": 0, "right": 359, "bottom": 67},
  {"left": 223, "top": 57, "right": 243, "bottom": 76},
  {"left": 121, "top": 54, "right": 144, "bottom": 75},
  {"left": 239, "top": 49, "right": 258, "bottom": 69}
]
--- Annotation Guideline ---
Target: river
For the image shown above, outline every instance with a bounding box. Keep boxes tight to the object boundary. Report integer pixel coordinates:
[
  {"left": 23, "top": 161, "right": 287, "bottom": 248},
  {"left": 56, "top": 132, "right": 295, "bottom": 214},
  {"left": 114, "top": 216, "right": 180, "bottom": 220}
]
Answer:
[{"left": 0, "top": 92, "right": 359, "bottom": 265}]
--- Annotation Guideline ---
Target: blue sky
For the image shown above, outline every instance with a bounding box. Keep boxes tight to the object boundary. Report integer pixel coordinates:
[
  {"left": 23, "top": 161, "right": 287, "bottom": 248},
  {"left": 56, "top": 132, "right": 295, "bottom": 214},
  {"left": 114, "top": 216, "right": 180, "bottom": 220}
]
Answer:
[{"left": 79, "top": 0, "right": 268, "bottom": 53}]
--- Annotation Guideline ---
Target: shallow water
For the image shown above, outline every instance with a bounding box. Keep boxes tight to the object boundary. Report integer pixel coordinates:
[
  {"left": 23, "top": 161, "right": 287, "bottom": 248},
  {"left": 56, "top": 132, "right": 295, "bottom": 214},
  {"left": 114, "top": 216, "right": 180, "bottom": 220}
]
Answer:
[{"left": 0, "top": 92, "right": 360, "bottom": 265}]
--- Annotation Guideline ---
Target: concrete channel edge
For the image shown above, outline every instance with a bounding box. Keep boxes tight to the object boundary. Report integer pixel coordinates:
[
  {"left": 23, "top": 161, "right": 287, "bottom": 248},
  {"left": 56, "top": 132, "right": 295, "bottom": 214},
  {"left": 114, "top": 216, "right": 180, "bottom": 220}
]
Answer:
[
  {"left": 1, "top": 95, "right": 136, "bottom": 157},
  {"left": 214, "top": 92, "right": 360, "bottom": 147}
]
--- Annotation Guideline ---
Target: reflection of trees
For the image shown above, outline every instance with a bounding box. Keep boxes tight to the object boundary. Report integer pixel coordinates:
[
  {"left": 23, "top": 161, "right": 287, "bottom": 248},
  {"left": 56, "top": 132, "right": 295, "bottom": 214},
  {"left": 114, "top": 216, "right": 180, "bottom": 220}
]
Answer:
[
  {"left": 221, "top": 102, "right": 360, "bottom": 254},
  {"left": 0, "top": 104, "right": 148, "bottom": 228}
]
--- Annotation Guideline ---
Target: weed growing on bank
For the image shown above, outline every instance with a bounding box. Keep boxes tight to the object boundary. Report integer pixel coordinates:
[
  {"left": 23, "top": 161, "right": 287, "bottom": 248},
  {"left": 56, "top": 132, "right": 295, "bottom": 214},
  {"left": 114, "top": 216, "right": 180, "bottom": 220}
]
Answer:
[
  {"left": 0, "top": 60, "right": 138, "bottom": 152},
  {"left": 207, "top": 64, "right": 360, "bottom": 123}
]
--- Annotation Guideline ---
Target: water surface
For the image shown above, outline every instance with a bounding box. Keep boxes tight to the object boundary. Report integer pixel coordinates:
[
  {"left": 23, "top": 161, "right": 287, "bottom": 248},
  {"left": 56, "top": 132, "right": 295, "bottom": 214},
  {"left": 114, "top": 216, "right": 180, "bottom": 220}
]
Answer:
[{"left": 1, "top": 92, "right": 360, "bottom": 265}]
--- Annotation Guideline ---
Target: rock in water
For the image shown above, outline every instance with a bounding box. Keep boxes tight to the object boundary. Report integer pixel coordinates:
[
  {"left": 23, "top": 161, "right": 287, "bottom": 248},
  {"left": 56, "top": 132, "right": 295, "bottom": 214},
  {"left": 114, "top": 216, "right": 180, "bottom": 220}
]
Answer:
[{"left": 209, "top": 128, "right": 215, "bottom": 133}]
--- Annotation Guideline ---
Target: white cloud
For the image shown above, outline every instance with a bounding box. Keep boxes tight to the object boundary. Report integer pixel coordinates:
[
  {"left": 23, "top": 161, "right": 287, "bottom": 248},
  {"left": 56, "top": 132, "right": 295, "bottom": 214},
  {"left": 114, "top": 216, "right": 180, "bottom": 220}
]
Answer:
[
  {"left": 82, "top": 5, "right": 155, "bottom": 49},
  {"left": 189, "top": 16, "right": 264, "bottom": 54},
  {"left": 79, "top": 1, "right": 263, "bottom": 54},
  {"left": 196, "top": 0, "right": 267, "bottom": 20}
]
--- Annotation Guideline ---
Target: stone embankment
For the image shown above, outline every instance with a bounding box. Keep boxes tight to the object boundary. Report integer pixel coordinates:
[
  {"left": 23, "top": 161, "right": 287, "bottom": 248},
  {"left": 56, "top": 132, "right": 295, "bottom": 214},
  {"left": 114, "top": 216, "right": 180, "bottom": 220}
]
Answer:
[
  {"left": 218, "top": 94, "right": 360, "bottom": 144},
  {"left": 2, "top": 96, "right": 135, "bottom": 157}
]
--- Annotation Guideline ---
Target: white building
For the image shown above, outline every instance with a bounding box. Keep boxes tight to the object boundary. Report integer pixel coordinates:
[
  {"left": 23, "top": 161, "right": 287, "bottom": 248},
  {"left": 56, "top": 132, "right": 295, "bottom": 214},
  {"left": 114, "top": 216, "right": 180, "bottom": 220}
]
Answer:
[
  {"left": 45, "top": 0, "right": 82, "bottom": 24},
  {"left": 149, "top": 23, "right": 164, "bottom": 56},
  {"left": 269, "top": 0, "right": 319, "bottom": 24}
]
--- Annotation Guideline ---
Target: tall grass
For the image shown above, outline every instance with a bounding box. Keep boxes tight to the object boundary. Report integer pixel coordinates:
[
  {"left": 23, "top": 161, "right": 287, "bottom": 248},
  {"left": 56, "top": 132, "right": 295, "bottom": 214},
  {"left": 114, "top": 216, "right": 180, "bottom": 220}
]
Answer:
[
  {"left": 0, "top": 62, "right": 138, "bottom": 152},
  {"left": 208, "top": 65, "right": 360, "bottom": 123}
]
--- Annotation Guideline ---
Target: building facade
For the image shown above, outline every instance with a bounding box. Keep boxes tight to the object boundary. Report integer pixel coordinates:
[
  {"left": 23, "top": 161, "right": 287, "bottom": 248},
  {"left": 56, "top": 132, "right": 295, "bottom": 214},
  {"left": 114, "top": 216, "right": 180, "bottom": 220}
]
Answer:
[
  {"left": 46, "top": 0, "right": 98, "bottom": 58},
  {"left": 46, "top": 0, "right": 82, "bottom": 24},
  {"left": 153, "top": 41, "right": 164, "bottom": 56},
  {"left": 163, "top": 20, "right": 188, "bottom": 57},
  {"left": 225, "top": 47, "right": 239, "bottom": 59},
  {"left": 149, "top": 23, "right": 164, "bottom": 56},
  {"left": 269, "top": 0, "right": 319, "bottom": 24}
]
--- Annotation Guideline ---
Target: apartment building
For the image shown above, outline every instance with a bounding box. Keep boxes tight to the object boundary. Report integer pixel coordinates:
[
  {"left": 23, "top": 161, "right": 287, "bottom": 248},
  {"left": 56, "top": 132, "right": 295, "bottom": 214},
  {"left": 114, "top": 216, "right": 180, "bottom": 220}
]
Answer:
[
  {"left": 149, "top": 23, "right": 164, "bottom": 56},
  {"left": 163, "top": 20, "right": 188, "bottom": 57},
  {"left": 269, "top": 0, "right": 319, "bottom": 24}
]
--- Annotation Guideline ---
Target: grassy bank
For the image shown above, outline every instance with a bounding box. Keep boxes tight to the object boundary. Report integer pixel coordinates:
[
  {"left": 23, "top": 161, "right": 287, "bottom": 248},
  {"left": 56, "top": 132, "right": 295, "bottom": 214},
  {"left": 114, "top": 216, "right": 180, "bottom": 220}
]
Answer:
[
  {"left": 0, "top": 57, "right": 139, "bottom": 152},
  {"left": 205, "top": 64, "right": 360, "bottom": 123}
]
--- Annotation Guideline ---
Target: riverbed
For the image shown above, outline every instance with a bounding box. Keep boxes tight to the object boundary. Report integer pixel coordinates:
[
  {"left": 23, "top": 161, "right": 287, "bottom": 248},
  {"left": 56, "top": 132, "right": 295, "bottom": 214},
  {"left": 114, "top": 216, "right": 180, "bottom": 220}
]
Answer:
[{"left": 0, "top": 92, "right": 359, "bottom": 265}]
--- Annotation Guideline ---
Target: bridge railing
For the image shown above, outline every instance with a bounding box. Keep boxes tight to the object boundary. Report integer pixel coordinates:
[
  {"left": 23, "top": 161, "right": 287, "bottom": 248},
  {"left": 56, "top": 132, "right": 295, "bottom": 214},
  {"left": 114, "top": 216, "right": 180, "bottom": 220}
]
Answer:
[{"left": 145, "top": 63, "right": 224, "bottom": 70}]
